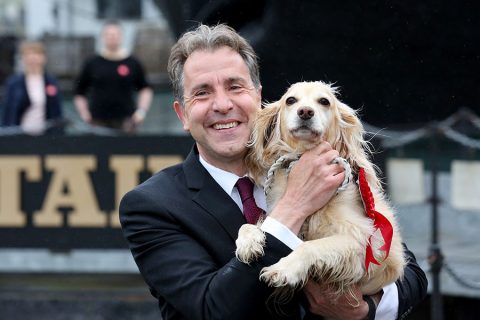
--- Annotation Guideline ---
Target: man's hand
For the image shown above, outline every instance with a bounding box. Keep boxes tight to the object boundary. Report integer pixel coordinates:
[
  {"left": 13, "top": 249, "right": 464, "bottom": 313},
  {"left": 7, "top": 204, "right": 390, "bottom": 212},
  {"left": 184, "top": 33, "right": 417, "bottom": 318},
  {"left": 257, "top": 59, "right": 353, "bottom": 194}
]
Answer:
[
  {"left": 304, "top": 281, "right": 369, "bottom": 320},
  {"left": 269, "top": 141, "right": 345, "bottom": 234},
  {"left": 73, "top": 95, "right": 92, "bottom": 123},
  {"left": 132, "top": 109, "right": 146, "bottom": 126}
]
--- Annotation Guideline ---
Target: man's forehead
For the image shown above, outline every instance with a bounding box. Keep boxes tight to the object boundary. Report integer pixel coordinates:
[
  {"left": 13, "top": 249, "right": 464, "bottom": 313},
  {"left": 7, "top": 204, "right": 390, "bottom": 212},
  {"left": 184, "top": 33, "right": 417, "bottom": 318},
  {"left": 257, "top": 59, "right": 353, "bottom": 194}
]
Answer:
[
  {"left": 186, "top": 48, "right": 246, "bottom": 69},
  {"left": 183, "top": 48, "right": 252, "bottom": 88}
]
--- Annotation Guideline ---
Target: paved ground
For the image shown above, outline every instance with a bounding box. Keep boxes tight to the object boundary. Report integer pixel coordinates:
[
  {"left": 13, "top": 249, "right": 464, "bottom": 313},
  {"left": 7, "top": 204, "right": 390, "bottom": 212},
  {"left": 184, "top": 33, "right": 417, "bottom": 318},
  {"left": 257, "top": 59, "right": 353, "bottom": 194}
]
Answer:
[{"left": 0, "top": 274, "right": 160, "bottom": 320}]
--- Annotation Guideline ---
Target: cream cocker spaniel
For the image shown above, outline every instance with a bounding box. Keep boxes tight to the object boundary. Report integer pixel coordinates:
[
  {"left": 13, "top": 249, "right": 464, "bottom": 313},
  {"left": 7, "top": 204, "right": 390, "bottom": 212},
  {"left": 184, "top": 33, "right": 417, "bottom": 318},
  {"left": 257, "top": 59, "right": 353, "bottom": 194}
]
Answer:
[{"left": 235, "top": 81, "right": 406, "bottom": 301}]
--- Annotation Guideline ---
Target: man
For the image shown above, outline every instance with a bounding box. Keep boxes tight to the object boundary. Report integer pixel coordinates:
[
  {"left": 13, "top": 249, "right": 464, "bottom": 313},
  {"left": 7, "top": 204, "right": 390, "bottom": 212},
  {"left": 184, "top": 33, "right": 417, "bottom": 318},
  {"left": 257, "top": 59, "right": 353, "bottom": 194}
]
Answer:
[
  {"left": 74, "top": 21, "right": 153, "bottom": 133},
  {"left": 120, "top": 24, "right": 427, "bottom": 319}
]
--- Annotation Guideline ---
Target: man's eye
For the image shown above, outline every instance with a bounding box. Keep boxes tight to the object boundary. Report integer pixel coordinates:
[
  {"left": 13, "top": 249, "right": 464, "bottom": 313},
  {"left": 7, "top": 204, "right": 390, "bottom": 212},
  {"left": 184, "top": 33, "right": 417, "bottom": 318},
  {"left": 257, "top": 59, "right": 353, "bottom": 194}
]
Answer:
[
  {"left": 194, "top": 90, "right": 208, "bottom": 97},
  {"left": 230, "top": 85, "right": 242, "bottom": 91}
]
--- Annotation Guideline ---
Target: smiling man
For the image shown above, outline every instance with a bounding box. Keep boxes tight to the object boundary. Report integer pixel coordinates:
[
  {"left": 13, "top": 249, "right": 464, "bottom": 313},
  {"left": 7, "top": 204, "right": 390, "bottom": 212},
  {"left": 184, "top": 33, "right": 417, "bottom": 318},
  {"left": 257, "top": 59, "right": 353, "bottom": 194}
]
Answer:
[
  {"left": 174, "top": 46, "right": 261, "bottom": 176},
  {"left": 120, "top": 24, "right": 427, "bottom": 320}
]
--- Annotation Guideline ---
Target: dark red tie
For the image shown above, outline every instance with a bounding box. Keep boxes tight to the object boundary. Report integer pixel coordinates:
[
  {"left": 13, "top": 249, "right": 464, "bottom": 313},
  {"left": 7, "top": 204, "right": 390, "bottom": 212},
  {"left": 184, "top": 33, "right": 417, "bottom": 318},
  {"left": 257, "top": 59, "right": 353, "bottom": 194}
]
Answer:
[{"left": 236, "top": 177, "right": 264, "bottom": 224}]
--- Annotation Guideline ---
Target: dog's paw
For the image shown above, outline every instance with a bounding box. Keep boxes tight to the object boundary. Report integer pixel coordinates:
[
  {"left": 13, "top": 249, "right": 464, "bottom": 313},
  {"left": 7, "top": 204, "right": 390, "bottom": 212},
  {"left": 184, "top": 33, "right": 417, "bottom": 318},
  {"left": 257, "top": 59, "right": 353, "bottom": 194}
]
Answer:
[
  {"left": 260, "top": 255, "right": 308, "bottom": 288},
  {"left": 235, "top": 224, "right": 266, "bottom": 264}
]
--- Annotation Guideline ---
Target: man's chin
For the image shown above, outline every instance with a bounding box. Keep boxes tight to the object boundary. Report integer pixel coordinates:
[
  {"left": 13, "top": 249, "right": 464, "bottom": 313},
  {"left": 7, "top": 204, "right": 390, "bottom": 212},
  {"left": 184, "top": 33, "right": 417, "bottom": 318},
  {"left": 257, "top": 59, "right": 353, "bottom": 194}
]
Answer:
[{"left": 199, "top": 138, "right": 247, "bottom": 155}]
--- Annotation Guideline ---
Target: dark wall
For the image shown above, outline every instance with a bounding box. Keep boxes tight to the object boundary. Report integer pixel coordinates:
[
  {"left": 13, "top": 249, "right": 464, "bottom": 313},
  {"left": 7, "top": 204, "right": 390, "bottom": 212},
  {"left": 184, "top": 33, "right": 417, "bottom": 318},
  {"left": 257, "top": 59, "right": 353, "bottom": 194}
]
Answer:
[{"left": 154, "top": 0, "right": 480, "bottom": 126}]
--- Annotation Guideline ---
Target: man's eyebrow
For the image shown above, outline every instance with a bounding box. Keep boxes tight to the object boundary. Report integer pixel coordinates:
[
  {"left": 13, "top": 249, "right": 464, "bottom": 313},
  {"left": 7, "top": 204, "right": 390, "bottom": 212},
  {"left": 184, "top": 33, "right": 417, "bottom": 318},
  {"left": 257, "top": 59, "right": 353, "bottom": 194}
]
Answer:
[
  {"left": 189, "top": 83, "right": 211, "bottom": 93},
  {"left": 189, "top": 77, "right": 249, "bottom": 94},
  {"left": 227, "top": 76, "right": 248, "bottom": 84}
]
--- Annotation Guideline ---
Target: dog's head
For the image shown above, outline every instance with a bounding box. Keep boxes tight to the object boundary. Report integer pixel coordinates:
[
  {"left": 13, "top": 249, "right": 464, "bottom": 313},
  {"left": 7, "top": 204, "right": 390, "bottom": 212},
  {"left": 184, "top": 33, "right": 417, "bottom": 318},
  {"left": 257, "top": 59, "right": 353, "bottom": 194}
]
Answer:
[
  {"left": 247, "top": 81, "right": 378, "bottom": 186},
  {"left": 275, "top": 81, "right": 350, "bottom": 150}
]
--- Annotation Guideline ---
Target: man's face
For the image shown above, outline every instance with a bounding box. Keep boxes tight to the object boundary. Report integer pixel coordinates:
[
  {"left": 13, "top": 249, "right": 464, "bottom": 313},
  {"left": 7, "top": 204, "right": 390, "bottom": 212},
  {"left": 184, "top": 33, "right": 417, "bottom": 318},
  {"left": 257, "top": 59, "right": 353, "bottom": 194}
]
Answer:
[
  {"left": 174, "top": 47, "right": 262, "bottom": 170},
  {"left": 102, "top": 25, "right": 122, "bottom": 51}
]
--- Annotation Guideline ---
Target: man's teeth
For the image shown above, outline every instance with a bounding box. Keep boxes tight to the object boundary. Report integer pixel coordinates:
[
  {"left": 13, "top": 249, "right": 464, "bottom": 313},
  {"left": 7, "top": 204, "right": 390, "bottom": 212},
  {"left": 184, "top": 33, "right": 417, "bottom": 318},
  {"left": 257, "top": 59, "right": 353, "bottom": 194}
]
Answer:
[{"left": 213, "top": 122, "right": 238, "bottom": 129}]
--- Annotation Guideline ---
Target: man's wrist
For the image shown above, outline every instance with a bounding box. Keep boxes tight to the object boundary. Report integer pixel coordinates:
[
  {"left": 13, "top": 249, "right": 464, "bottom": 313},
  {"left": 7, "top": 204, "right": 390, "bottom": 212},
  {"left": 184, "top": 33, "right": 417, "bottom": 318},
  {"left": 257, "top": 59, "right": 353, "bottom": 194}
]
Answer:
[
  {"left": 134, "top": 108, "right": 147, "bottom": 119},
  {"left": 260, "top": 216, "right": 303, "bottom": 250},
  {"left": 268, "top": 200, "right": 307, "bottom": 235}
]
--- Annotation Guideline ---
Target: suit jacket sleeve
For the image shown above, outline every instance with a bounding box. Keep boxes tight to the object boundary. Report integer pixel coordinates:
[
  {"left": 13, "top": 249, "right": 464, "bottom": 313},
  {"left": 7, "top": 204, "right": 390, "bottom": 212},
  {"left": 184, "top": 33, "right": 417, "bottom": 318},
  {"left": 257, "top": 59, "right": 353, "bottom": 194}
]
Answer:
[
  {"left": 120, "top": 169, "right": 294, "bottom": 320},
  {"left": 1, "top": 76, "right": 19, "bottom": 126},
  {"left": 395, "top": 243, "right": 428, "bottom": 319}
]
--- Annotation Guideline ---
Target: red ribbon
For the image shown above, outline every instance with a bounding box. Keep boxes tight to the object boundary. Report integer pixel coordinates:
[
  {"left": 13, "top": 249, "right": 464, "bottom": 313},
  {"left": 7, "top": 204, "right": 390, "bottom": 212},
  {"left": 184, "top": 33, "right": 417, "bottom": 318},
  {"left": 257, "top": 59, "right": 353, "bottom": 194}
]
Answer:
[{"left": 358, "top": 167, "right": 393, "bottom": 272}]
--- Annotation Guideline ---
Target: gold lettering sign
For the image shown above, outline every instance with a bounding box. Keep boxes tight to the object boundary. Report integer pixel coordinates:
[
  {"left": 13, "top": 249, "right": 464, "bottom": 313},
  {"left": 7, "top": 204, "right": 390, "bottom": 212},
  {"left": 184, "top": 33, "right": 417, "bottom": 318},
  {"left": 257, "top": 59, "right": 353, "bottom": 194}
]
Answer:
[
  {"left": 0, "top": 154, "right": 183, "bottom": 228},
  {"left": 34, "top": 156, "right": 106, "bottom": 227},
  {"left": 109, "top": 156, "right": 144, "bottom": 228},
  {"left": 0, "top": 156, "right": 41, "bottom": 226}
]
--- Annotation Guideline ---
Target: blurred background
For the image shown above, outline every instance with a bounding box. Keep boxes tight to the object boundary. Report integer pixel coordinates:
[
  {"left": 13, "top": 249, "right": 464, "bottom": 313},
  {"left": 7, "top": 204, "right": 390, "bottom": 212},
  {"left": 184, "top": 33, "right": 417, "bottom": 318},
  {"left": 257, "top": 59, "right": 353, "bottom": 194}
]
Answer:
[{"left": 0, "top": 0, "right": 479, "bottom": 319}]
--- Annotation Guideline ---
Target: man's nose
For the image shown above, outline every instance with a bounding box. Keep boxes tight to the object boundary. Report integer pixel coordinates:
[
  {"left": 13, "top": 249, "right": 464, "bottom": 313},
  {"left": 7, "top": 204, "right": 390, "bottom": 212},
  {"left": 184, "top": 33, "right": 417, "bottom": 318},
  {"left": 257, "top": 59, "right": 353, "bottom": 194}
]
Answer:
[{"left": 212, "top": 90, "right": 233, "bottom": 112}]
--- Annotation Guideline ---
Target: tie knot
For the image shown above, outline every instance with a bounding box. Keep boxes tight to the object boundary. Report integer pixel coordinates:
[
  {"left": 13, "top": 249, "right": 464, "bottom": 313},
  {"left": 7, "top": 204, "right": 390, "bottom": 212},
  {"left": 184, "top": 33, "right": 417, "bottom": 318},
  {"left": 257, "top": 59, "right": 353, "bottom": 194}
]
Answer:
[{"left": 236, "top": 177, "right": 255, "bottom": 204}]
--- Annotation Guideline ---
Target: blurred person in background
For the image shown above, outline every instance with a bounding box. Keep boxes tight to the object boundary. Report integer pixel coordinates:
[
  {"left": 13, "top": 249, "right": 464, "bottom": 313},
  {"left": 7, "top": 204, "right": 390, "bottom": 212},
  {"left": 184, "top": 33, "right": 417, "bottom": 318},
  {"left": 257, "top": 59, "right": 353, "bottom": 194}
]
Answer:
[
  {"left": 74, "top": 21, "right": 153, "bottom": 134},
  {"left": 1, "top": 41, "right": 63, "bottom": 135}
]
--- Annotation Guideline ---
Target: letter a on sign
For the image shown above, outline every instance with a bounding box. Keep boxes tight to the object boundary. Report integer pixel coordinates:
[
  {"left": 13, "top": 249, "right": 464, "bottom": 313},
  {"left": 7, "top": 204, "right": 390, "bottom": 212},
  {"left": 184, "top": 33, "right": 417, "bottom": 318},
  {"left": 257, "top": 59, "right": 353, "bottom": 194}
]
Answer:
[{"left": 34, "top": 156, "right": 106, "bottom": 227}]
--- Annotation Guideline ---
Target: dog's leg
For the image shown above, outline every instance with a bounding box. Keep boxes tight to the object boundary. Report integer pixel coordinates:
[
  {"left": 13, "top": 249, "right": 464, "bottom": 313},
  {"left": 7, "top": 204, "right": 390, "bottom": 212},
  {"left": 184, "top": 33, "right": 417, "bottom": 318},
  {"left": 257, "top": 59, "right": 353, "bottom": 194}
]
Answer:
[
  {"left": 235, "top": 224, "right": 266, "bottom": 264},
  {"left": 260, "top": 235, "right": 364, "bottom": 291}
]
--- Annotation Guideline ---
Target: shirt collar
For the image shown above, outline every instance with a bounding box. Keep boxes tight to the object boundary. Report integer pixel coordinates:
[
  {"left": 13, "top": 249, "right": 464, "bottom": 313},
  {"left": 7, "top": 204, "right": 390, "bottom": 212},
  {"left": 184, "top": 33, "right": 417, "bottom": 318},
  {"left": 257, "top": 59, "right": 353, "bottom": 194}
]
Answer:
[
  {"left": 199, "top": 155, "right": 267, "bottom": 211},
  {"left": 199, "top": 155, "right": 240, "bottom": 196}
]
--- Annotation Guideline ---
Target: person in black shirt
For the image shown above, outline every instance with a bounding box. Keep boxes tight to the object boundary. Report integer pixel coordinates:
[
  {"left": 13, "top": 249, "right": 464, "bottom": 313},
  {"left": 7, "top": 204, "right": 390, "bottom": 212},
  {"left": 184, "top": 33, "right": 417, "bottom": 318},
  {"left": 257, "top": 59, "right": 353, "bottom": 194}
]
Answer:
[{"left": 74, "top": 21, "right": 153, "bottom": 133}]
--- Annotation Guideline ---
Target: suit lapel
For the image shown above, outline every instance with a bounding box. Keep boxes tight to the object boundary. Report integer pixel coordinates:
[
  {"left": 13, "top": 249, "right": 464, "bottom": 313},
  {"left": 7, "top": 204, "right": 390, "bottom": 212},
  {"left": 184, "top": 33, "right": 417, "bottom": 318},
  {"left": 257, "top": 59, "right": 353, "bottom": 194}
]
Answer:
[{"left": 183, "top": 146, "right": 247, "bottom": 241}]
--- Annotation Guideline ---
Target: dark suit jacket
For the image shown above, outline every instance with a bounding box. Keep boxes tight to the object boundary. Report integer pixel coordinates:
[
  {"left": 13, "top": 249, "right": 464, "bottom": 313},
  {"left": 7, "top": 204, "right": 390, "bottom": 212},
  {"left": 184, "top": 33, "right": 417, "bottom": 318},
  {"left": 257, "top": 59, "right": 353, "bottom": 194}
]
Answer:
[
  {"left": 120, "top": 146, "right": 427, "bottom": 320},
  {"left": 1, "top": 73, "right": 62, "bottom": 127}
]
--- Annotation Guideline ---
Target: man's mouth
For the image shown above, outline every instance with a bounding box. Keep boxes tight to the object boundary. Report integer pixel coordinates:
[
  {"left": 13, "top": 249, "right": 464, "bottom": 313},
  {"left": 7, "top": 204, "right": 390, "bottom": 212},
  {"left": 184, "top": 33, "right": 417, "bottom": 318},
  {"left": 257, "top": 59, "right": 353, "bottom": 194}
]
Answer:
[{"left": 213, "top": 121, "right": 239, "bottom": 130}]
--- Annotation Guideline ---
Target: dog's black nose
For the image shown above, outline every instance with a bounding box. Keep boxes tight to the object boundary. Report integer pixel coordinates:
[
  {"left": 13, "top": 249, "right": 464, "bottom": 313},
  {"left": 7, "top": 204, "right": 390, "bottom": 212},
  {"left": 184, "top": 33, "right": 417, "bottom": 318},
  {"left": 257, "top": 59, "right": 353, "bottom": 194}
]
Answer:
[{"left": 297, "top": 107, "right": 314, "bottom": 120}]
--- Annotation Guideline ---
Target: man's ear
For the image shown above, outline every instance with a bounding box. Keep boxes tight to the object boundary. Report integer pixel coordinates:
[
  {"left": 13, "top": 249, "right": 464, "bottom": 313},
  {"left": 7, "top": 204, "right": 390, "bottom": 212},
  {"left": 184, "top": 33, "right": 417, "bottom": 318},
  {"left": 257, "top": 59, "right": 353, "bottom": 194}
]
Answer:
[{"left": 173, "top": 101, "right": 190, "bottom": 132}]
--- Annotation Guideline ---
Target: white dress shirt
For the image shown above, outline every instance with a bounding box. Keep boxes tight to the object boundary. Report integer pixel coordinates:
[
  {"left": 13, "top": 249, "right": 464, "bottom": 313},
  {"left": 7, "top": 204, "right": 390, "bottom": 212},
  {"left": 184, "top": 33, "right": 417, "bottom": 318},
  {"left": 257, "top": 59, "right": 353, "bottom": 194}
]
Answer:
[{"left": 199, "top": 155, "right": 398, "bottom": 318}]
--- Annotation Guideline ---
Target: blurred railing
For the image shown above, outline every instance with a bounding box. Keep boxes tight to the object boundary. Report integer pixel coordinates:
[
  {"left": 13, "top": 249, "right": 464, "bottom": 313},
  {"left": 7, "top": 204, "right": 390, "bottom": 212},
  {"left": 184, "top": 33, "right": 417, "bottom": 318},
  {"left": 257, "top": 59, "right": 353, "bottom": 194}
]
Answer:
[{"left": 365, "top": 107, "right": 480, "bottom": 320}]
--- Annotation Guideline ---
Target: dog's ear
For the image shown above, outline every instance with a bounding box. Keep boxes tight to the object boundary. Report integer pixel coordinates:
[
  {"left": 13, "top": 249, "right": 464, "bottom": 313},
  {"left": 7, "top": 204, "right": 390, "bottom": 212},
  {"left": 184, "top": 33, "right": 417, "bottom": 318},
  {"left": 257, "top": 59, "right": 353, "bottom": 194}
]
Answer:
[
  {"left": 245, "top": 101, "right": 281, "bottom": 182},
  {"left": 332, "top": 101, "right": 366, "bottom": 164},
  {"left": 250, "top": 101, "right": 280, "bottom": 151},
  {"left": 334, "top": 101, "right": 381, "bottom": 188},
  {"left": 337, "top": 102, "right": 363, "bottom": 138}
]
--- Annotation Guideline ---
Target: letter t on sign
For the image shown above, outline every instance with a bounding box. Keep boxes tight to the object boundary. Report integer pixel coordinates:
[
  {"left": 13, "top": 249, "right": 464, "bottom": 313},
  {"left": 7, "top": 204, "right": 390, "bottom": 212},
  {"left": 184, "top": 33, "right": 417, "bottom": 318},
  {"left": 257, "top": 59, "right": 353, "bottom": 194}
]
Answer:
[{"left": 0, "top": 156, "right": 41, "bottom": 226}]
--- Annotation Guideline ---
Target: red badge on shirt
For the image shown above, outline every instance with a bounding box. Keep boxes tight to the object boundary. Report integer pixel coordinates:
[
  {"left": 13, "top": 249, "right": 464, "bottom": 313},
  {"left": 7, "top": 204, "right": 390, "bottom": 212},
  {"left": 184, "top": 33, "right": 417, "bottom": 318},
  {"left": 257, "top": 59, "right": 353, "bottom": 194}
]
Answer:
[
  {"left": 46, "top": 84, "right": 57, "bottom": 96},
  {"left": 117, "top": 64, "right": 130, "bottom": 77}
]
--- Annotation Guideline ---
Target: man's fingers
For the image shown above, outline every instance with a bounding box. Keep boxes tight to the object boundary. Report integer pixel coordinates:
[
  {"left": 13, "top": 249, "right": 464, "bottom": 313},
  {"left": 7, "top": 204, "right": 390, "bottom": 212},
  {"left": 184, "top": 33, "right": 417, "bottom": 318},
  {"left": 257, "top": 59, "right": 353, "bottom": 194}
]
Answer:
[{"left": 308, "top": 141, "right": 332, "bottom": 155}]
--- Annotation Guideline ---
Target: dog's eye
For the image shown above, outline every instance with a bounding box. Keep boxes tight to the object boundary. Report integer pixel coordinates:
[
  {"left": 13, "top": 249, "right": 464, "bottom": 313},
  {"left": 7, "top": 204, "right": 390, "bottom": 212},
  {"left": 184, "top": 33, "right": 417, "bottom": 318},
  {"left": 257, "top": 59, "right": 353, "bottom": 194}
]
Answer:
[
  {"left": 319, "top": 98, "right": 330, "bottom": 106},
  {"left": 286, "top": 97, "right": 297, "bottom": 105}
]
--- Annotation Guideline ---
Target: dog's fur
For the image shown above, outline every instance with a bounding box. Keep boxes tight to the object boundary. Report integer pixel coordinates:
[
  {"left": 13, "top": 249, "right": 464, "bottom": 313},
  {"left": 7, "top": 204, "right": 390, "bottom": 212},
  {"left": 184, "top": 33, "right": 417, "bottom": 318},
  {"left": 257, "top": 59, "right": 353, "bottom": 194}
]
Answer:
[{"left": 235, "top": 81, "right": 406, "bottom": 301}]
